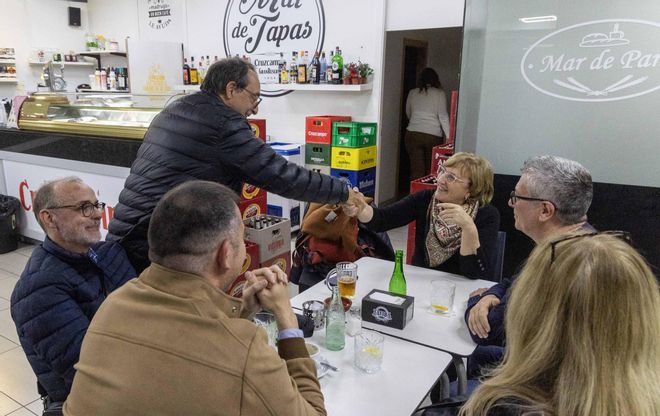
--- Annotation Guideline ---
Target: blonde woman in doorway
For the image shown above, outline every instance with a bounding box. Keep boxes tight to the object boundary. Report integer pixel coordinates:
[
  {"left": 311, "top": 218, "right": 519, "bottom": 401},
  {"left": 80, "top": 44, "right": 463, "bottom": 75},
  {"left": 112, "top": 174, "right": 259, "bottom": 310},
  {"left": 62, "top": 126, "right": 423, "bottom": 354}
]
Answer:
[
  {"left": 460, "top": 233, "right": 660, "bottom": 416},
  {"left": 405, "top": 67, "right": 450, "bottom": 181}
]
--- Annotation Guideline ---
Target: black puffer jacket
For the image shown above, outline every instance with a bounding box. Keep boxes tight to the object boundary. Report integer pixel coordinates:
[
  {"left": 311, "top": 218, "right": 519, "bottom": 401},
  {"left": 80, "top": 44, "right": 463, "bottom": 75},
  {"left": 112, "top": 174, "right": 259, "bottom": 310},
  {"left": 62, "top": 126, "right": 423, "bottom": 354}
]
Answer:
[{"left": 108, "top": 91, "right": 348, "bottom": 272}]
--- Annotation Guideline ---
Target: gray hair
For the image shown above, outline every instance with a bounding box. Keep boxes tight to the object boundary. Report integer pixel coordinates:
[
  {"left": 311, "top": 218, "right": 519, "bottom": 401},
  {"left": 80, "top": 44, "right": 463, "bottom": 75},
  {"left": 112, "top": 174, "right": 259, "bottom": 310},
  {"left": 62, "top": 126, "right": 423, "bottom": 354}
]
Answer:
[
  {"left": 200, "top": 57, "right": 256, "bottom": 96},
  {"left": 33, "top": 176, "right": 84, "bottom": 231},
  {"left": 521, "top": 156, "right": 593, "bottom": 225},
  {"left": 148, "top": 181, "right": 241, "bottom": 274}
]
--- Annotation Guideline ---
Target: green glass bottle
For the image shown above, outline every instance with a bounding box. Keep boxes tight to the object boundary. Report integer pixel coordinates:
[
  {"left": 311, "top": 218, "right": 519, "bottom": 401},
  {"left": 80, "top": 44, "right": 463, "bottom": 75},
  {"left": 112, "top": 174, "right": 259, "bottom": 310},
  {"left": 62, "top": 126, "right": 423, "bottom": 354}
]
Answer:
[
  {"left": 389, "top": 250, "right": 407, "bottom": 295},
  {"left": 325, "top": 286, "right": 346, "bottom": 351}
]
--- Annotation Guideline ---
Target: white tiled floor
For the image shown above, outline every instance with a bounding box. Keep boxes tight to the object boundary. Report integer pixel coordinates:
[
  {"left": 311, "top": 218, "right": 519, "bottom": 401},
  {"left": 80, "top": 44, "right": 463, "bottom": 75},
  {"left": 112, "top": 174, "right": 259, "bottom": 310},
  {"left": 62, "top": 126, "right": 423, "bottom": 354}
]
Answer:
[
  {"left": 0, "top": 226, "right": 409, "bottom": 415},
  {"left": 0, "top": 244, "right": 41, "bottom": 416}
]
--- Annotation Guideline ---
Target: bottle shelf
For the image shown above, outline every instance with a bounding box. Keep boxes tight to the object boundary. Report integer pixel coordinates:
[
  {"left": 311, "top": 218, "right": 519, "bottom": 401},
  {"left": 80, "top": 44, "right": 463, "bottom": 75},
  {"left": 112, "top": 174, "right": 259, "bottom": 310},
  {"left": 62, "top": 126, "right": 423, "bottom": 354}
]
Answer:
[
  {"left": 29, "top": 61, "right": 95, "bottom": 67},
  {"left": 0, "top": 79, "right": 18, "bottom": 83},
  {"left": 171, "top": 82, "right": 373, "bottom": 92},
  {"left": 77, "top": 89, "right": 130, "bottom": 93},
  {"left": 76, "top": 51, "right": 127, "bottom": 56},
  {"left": 0, "top": 59, "right": 17, "bottom": 64}
]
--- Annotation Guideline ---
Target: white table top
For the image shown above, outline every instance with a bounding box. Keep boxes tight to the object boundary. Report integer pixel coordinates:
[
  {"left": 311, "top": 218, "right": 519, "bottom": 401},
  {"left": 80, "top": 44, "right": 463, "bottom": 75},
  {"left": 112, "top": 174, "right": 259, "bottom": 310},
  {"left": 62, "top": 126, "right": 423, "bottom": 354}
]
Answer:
[
  {"left": 291, "top": 257, "right": 493, "bottom": 357},
  {"left": 307, "top": 328, "right": 452, "bottom": 416}
]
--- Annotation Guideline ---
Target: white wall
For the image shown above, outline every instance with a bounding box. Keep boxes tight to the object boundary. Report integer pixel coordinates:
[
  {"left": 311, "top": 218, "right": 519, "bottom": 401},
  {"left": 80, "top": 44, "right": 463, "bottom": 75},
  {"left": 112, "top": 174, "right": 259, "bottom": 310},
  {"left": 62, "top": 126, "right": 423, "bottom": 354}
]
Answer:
[
  {"left": 386, "top": 0, "right": 465, "bottom": 31},
  {"left": 0, "top": 0, "right": 103, "bottom": 96},
  {"left": 379, "top": 28, "right": 463, "bottom": 203}
]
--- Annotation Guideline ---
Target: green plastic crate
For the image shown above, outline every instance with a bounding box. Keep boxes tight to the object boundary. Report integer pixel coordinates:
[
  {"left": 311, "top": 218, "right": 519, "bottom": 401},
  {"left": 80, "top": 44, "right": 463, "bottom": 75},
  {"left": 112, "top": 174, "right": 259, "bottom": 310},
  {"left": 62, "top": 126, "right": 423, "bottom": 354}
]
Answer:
[
  {"left": 331, "top": 122, "right": 377, "bottom": 148},
  {"left": 304, "top": 143, "right": 332, "bottom": 166}
]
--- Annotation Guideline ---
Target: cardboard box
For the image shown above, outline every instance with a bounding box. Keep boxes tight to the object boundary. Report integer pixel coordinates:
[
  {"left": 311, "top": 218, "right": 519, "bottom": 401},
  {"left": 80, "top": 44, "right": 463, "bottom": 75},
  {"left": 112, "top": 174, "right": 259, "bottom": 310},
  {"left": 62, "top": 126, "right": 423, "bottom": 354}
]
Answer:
[
  {"left": 240, "top": 182, "right": 265, "bottom": 201},
  {"left": 331, "top": 122, "right": 377, "bottom": 148},
  {"left": 331, "top": 145, "right": 377, "bottom": 170},
  {"left": 248, "top": 118, "right": 266, "bottom": 141},
  {"left": 304, "top": 143, "right": 332, "bottom": 166},
  {"left": 361, "top": 289, "right": 415, "bottom": 330},
  {"left": 260, "top": 250, "right": 292, "bottom": 276},
  {"left": 305, "top": 115, "right": 352, "bottom": 144},
  {"left": 244, "top": 215, "right": 291, "bottom": 261},
  {"left": 267, "top": 195, "right": 301, "bottom": 232},
  {"left": 330, "top": 167, "right": 376, "bottom": 196},
  {"left": 228, "top": 241, "right": 260, "bottom": 298},
  {"left": 305, "top": 163, "right": 331, "bottom": 176},
  {"left": 239, "top": 195, "right": 267, "bottom": 220}
]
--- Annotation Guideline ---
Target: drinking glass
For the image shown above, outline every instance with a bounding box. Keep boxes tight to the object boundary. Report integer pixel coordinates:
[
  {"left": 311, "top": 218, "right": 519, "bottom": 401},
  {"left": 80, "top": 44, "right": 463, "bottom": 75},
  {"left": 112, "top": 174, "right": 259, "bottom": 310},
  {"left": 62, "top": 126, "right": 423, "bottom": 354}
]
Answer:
[
  {"left": 253, "top": 311, "right": 278, "bottom": 347},
  {"left": 354, "top": 330, "right": 384, "bottom": 373},
  {"left": 336, "top": 261, "right": 358, "bottom": 299},
  {"left": 428, "top": 280, "right": 456, "bottom": 316},
  {"left": 302, "top": 300, "right": 326, "bottom": 330},
  {"left": 346, "top": 304, "right": 362, "bottom": 336}
]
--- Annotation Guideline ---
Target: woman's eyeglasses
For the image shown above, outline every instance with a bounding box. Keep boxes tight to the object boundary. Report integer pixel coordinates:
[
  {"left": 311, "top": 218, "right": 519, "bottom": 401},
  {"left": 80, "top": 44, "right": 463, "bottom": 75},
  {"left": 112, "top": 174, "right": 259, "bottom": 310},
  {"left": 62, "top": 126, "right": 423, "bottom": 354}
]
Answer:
[
  {"left": 437, "top": 165, "right": 468, "bottom": 184},
  {"left": 47, "top": 201, "right": 106, "bottom": 217},
  {"left": 549, "top": 230, "right": 631, "bottom": 263}
]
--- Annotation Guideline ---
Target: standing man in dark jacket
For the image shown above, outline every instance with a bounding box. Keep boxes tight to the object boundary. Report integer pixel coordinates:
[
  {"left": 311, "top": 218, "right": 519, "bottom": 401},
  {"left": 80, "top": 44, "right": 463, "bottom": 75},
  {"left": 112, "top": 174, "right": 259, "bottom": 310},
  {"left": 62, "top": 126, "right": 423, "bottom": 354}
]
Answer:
[
  {"left": 464, "top": 156, "right": 595, "bottom": 377},
  {"left": 10, "top": 177, "right": 135, "bottom": 414},
  {"left": 108, "top": 57, "right": 361, "bottom": 273}
]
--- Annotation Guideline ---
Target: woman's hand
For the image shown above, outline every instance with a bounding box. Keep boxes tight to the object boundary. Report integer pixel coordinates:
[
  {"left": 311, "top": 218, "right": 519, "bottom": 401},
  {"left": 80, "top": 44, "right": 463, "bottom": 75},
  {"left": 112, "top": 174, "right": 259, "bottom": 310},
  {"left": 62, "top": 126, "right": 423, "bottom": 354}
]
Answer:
[
  {"left": 342, "top": 188, "right": 368, "bottom": 218},
  {"left": 437, "top": 203, "right": 476, "bottom": 229}
]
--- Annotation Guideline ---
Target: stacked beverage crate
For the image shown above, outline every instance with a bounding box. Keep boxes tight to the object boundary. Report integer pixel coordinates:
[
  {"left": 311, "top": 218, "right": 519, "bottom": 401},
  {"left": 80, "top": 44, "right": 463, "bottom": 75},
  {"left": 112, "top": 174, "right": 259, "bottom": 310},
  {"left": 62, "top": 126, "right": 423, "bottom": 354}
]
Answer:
[
  {"left": 304, "top": 115, "right": 352, "bottom": 175},
  {"left": 330, "top": 121, "right": 378, "bottom": 196}
]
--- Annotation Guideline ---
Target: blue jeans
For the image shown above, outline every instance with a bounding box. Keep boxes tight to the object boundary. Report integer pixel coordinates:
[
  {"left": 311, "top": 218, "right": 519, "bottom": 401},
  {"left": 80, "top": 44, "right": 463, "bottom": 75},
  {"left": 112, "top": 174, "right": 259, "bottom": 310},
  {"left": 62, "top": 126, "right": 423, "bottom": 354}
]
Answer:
[{"left": 467, "top": 345, "right": 504, "bottom": 379}]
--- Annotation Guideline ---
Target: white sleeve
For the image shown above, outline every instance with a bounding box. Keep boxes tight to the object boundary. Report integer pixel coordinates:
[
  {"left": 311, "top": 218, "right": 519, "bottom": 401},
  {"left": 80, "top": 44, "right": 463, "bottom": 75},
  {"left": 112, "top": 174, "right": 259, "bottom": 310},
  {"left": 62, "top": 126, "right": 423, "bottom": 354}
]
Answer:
[{"left": 437, "top": 89, "right": 450, "bottom": 137}]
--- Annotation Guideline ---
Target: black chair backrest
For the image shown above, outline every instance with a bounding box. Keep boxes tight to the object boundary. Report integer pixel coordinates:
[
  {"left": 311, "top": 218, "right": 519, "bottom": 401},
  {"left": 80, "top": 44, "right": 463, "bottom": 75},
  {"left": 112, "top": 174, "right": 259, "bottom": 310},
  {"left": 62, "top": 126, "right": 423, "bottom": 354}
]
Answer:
[{"left": 494, "top": 231, "right": 506, "bottom": 282}]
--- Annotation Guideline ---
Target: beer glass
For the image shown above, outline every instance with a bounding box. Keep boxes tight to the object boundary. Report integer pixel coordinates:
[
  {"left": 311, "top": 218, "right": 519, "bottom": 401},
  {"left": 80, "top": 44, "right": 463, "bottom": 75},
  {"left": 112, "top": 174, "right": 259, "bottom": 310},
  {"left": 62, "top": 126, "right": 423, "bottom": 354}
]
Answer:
[{"left": 336, "top": 261, "right": 358, "bottom": 299}]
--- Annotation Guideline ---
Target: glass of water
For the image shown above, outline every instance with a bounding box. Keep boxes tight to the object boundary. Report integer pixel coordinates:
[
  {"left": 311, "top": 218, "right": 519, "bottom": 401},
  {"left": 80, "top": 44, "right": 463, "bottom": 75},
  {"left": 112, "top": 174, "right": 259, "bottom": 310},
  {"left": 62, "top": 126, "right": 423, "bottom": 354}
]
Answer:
[
  {"left": 429, "top": 280, "right": 456, "bottom": 316},
  {"left": 354, "top": 330, "right": 384, "bottom": 373},
  {"left": 253, "top": 311, "right": 278, "bottom": 347}
]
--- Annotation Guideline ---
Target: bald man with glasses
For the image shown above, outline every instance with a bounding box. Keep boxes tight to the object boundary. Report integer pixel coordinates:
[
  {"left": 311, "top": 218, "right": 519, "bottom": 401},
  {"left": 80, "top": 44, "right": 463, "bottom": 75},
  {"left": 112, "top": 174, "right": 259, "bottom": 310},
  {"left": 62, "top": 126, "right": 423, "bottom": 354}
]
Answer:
[{"left": 11, "top": 177, "right": 135, "bottom": 415}]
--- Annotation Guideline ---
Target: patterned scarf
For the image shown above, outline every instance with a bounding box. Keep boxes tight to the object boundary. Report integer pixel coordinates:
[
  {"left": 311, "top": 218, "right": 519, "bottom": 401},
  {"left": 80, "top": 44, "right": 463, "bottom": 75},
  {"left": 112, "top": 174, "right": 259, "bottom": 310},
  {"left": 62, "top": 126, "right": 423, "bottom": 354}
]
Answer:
[{"left": 425, "top": 198, "right": 479, "bottom": 267}]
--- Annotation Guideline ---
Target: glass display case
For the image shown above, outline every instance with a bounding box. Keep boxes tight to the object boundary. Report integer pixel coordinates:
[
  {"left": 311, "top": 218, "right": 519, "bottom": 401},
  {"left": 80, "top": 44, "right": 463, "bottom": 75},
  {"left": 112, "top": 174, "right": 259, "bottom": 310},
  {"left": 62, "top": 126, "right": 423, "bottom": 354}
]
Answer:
[{"left": 17, "top": 93, "right": 172, "bottom": 140}]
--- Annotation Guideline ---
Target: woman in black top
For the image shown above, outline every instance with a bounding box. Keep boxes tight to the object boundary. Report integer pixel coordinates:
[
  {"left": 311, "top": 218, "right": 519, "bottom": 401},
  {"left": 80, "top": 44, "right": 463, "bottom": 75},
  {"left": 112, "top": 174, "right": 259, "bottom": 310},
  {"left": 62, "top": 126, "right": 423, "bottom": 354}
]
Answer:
[{"left": 347, "top": 152, "right": 500, "bottom": 281}]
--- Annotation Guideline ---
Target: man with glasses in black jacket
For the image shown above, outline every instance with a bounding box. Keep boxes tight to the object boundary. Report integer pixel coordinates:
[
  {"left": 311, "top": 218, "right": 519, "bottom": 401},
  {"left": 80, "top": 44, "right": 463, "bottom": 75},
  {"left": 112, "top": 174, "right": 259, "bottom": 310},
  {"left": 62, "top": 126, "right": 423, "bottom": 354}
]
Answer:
[
  {"left": 11, "top": 177, "right": 135, "bottom": 415},
  {"left": 108, "top": 57, "right": 362, "bottom": 273}
]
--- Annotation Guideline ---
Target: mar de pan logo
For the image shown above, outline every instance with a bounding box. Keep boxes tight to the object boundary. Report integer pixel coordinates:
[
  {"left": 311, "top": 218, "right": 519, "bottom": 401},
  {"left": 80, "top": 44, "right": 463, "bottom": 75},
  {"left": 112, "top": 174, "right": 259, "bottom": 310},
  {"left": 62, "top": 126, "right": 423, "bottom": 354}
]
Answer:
[{"left": 521, "top": 19, "right": 660, "bottom": 102}]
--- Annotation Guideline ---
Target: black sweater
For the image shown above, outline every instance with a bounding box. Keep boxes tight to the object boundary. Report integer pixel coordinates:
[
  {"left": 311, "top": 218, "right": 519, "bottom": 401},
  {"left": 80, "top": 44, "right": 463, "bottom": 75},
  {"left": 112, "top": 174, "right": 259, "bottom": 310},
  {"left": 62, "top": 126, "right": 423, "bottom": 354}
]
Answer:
[{"left": 364, "top": 189, "right": 500, "bottom": 280}]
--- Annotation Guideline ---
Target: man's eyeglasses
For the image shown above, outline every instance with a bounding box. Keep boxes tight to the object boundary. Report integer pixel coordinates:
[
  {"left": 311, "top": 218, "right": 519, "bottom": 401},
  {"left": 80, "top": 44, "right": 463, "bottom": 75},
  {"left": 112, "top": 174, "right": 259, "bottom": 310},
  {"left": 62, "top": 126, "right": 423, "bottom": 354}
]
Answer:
[
  {"left": 549, "top": 230, "right": 631, "bottom": 263},
  {"left": 509, "top": 191, "right": 556, "bottom": 208},
  {"left": 242, "top": 88, "right": 262, "bottom": 107},
  {"left": 437, "top": 165, "right": 468, "bottom": 184},
  {"left": 47, "top": 201, "right": 106, "bottom": 217}
]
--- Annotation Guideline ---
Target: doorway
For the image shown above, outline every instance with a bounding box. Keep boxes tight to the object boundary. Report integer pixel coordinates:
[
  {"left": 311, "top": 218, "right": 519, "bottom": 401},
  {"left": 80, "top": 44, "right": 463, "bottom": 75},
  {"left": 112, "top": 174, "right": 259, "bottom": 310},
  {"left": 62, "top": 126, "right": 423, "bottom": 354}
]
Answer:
[{"left": 397, "top": 39, "right": 428, "bottom": 200}]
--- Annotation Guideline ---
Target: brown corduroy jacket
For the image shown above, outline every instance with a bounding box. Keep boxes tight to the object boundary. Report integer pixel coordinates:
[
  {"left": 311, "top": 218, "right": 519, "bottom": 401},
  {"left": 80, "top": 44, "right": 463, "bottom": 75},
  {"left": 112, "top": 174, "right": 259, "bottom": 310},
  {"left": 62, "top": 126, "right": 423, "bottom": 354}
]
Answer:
[{"left": 63, "top": 263, "right": 326, "bottom": 416}]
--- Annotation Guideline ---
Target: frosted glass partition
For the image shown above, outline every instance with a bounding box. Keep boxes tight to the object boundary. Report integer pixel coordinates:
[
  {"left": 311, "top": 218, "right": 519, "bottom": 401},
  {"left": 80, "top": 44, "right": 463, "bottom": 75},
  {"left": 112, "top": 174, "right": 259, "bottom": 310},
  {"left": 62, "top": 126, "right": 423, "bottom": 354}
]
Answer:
[{"left": 457, "top": 1, "right": 660, "bottom": 187}]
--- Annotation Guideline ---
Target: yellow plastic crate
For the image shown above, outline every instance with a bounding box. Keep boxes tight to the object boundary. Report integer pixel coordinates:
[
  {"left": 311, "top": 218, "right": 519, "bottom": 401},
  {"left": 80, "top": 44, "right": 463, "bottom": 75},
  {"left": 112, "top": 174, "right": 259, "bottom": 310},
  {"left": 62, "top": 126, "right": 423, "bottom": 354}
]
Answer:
[{"left": 331, "top": 145, "right": 377, "bottom": 170}]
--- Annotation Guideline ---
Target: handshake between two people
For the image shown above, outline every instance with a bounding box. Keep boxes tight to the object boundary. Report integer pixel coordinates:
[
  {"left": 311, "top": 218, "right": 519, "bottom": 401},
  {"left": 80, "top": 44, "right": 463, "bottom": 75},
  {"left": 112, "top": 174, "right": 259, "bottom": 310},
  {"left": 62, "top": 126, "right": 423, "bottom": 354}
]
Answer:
[
  {"left": 341, "top": 187, "right": 374, "bottom": 223},
  {"left": 241, "top": 266, "right": 298, "bottom": 331}
]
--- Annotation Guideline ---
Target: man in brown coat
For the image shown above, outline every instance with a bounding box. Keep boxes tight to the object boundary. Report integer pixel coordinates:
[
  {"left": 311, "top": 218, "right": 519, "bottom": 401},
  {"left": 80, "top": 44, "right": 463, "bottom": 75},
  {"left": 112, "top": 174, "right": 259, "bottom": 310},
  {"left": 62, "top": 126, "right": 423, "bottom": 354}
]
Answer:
[{"left": 64, "top": 181, "right": 326, "bottom": 416}]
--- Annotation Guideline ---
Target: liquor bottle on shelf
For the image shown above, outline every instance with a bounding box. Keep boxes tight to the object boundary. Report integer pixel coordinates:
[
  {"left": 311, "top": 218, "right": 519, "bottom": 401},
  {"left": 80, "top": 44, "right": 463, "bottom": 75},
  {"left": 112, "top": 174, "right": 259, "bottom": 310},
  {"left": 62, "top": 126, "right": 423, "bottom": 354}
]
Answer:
[
  {"left": 331, "top": 47, "right": 343, "bottom": 84},
  {"left": 117, "top": 67, "right": 126, "bottom": 90},
  {"left": 214, "top": 55, "right": 219, "bottom": 63},
  {"left": 326, "top": 286, "right": 346, "bottom": 351},
  {"left": 183, "top": 58, "right": 190, "bottom": 85},
  {"left": 198, "top": 60, "right": 205, "bottom": 83},
  {"left": 309, "top": 51, "right": 320, "bottom": 84},
  {"left": 205, "top": 55, "right": 211, "bottom": 68},
  {"left": 279, "top": 53, "right": 288, "bottom": 84},
  {"left": 99, "top": 69, "right": 107, "bottom": 90},
  {"left": 388, "top": 250, "right": 407, "bottom": 295},
  {"left": 108, "top": 68, "right": 117, "bottom": 90},
  {"left": 289, "top": 51, "right": 298, "bottom": 84},
  {"left": 326, "top": 51, "right": 334, "bottom": 84},
  {"left": 297, "top": 49, "right": 307, "bottom": 84},
  {"left": 190, "top": 57, "right": 199, "bottom": 85},
  {"left": 319, "top": 51, "right": 327, "bottom": 83}
]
